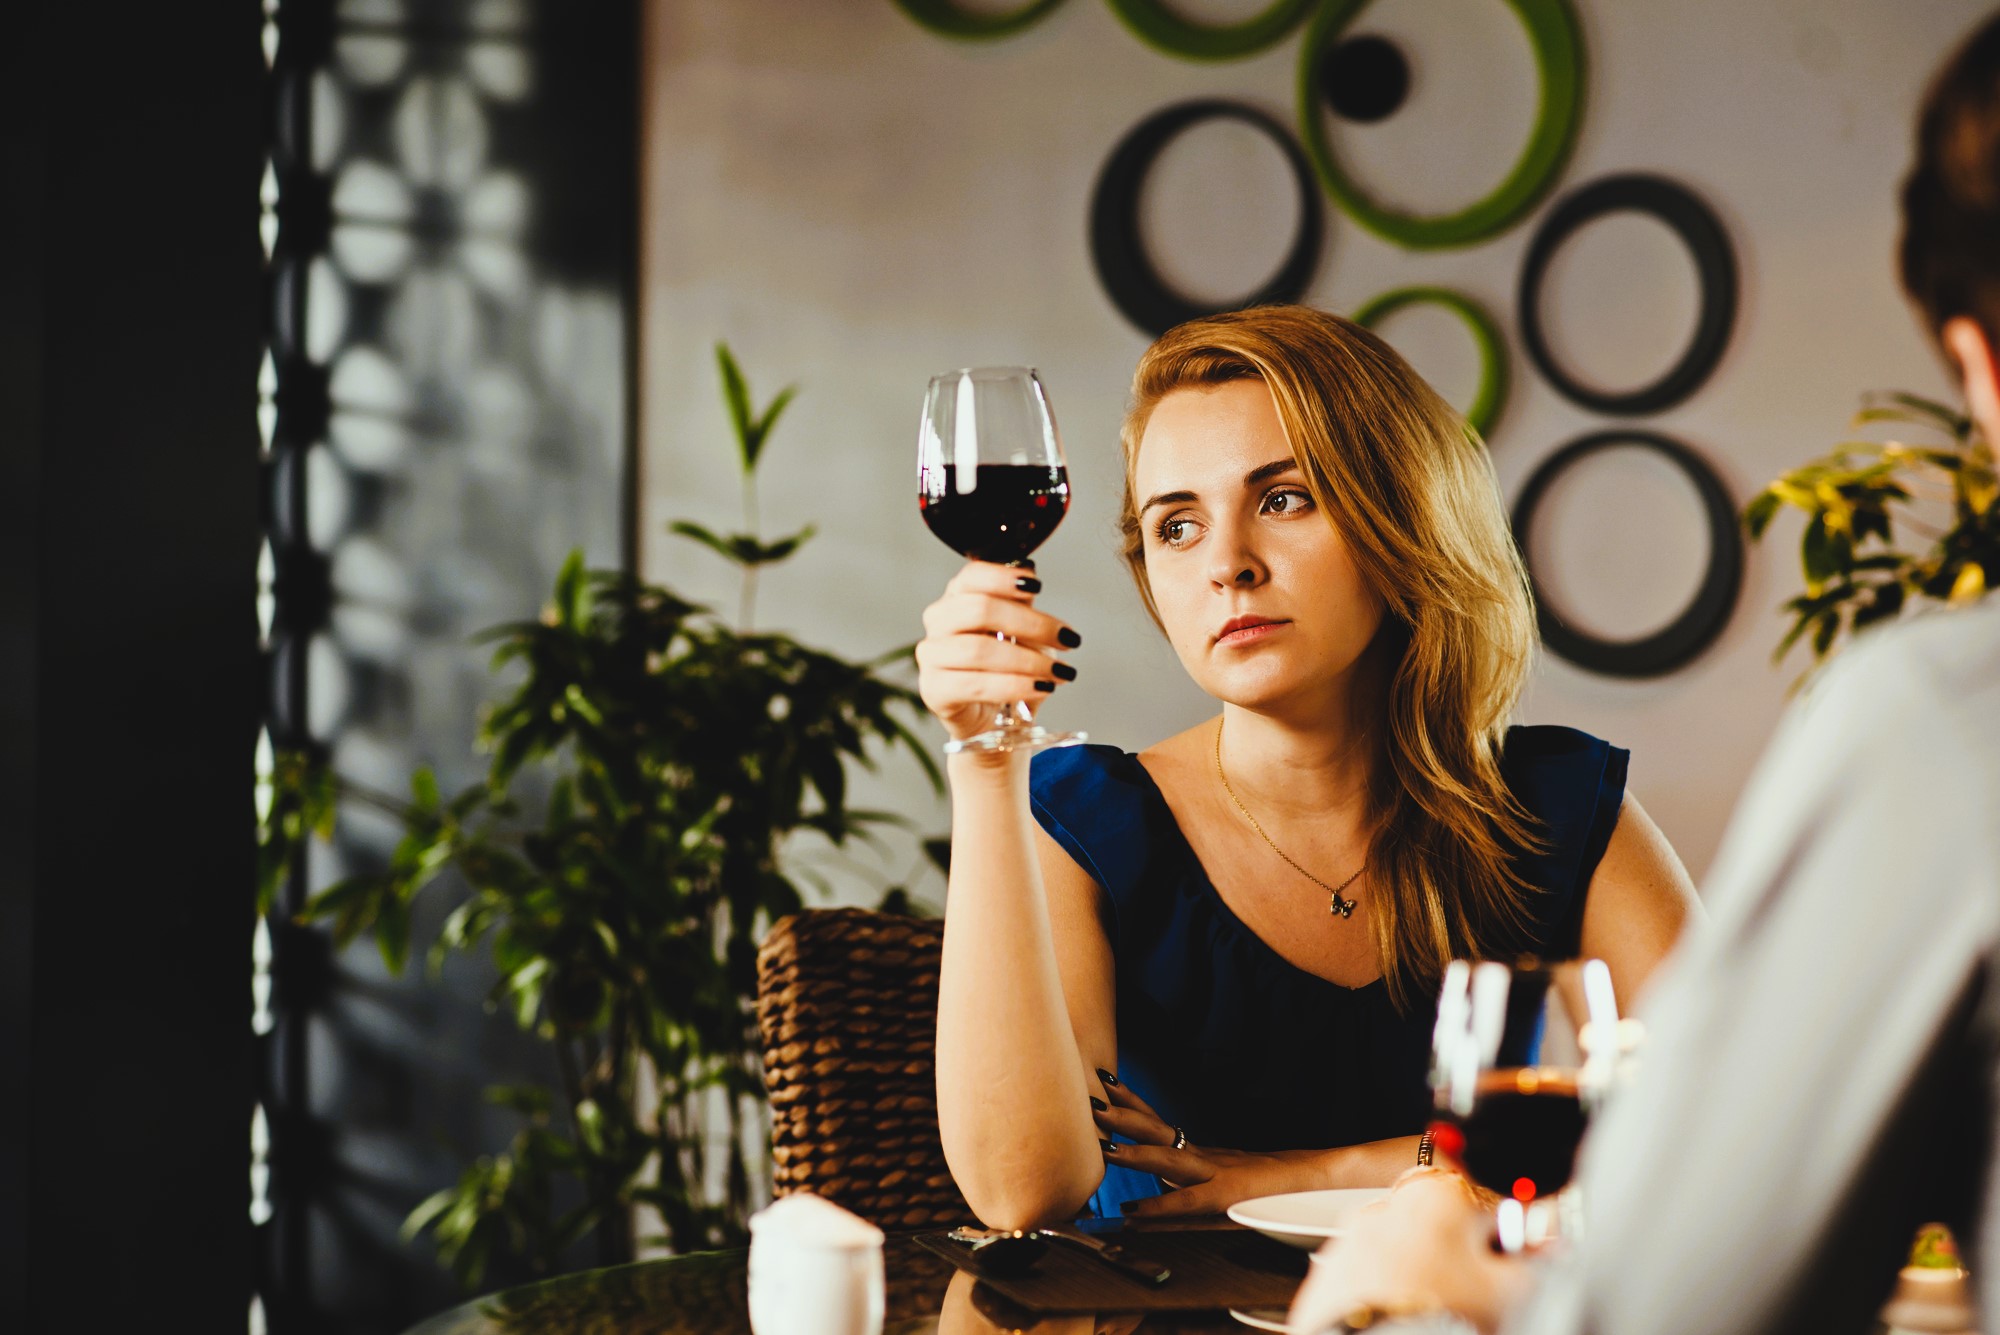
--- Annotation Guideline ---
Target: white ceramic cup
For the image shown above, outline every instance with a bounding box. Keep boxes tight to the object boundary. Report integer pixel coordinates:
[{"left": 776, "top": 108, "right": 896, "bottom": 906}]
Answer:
[{"left": 747, "top": 1194, "right": 886, "bottom": 1335}]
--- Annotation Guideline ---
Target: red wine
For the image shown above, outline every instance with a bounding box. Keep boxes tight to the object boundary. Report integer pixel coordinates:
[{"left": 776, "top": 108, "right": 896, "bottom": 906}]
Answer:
[
  {"left": 919, "top": 464, "right": 1070, "bottom": 563},
  {"left": 1438, "top": 1068, "right": 1586, "bottom": 1202}
]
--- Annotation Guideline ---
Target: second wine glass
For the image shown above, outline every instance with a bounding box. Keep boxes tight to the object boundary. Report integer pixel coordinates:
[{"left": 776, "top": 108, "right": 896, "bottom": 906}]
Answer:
[{"left": 917, "top": 366, "right": 1085, "bottom": 754}]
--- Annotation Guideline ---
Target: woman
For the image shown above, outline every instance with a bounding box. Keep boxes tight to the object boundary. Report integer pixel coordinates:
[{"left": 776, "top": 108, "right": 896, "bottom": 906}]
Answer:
[{"left": 919, "top": 306, "right": 1697, "bottom": 1229}]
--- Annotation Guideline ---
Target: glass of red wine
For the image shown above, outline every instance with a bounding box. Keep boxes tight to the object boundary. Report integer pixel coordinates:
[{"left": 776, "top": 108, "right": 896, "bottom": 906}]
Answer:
[
  {"left": 917, "top": 366, "right": 1085, "bottom": 754},
  {"left": 1429, "top": 958, "right": 1592, "bottom": 1254}
]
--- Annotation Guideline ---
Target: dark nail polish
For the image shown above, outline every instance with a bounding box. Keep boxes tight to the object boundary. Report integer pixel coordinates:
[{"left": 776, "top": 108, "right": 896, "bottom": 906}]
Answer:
[
  {"left": 1015, "top": 558, "right": 1036, "bottom": 571},
  {"left": 1052, "top": 662, "right": 1077, "bottom": 682},
  {"left": 1100, "top": 1139, "right": 1117, "bottom": 1155},
  {"left": 1096, "top": 1068, "right": 1120, "bottom": 1087},
  {"left": 1033, "top": 679, "right": 1055, "bottom": 693},
  {"left": 1058, "top": 627, "right": 1083, "bottom": 649},
  {"left": 1090, "top": 1096, "right": 1107, "bottom": 1112},
  {"left": 1015, "top": 576, "right": 1043, "bottom": 594}
]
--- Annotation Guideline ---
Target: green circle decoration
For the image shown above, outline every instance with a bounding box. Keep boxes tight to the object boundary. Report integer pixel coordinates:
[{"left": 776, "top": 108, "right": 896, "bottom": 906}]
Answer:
[
  {"left": 892, "top": 0, "right": 1067, "bottom": 40},
  {"left": 1352, "top": 285, "right": 1509, "bottom": 435},
  {"left": 1105, "top": 0, "right": 1314, "bottom": 62},
  {"left": 1298, "top": 0, "right": 1585, "bottom": 249}
]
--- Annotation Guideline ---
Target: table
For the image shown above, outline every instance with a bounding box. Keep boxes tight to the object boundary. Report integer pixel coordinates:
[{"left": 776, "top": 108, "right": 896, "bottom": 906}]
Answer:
[{"left": 401, "top": 1230, "right": 1286, "bottom": 1334}]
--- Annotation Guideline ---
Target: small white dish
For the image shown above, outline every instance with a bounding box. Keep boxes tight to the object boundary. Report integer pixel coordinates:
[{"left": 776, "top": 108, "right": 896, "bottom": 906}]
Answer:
[
  {"left": 1226, "top": 1187, "right": 1389, "bottom": 1251},
  {"left": 1228, "top": 1306, "right": 1291, "bottom": 1331}
]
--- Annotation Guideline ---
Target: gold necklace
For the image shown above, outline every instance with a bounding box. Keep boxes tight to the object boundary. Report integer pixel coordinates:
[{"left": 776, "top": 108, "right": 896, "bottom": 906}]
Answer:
[{"left": 1214, "top": 718, "right": 1363, "bottom": 919}]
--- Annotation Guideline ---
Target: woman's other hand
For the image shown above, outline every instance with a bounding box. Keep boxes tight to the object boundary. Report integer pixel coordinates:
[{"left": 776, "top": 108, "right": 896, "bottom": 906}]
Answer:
[
  {"left": 1288, "top": 1169, "right": 1531, "bottom": 1335},
  {"left": 916, "top": 560, "right": 1081, "bottom": 746},
  {"left": 1093, "top": 1077, "right": 1334, "bottom": 1217}
]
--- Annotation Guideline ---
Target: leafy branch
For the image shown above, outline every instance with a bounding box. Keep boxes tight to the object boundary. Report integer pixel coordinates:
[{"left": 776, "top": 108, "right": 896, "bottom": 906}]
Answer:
[{"left": 1746, "top": 391, "right": 1999, "bottom": 671}]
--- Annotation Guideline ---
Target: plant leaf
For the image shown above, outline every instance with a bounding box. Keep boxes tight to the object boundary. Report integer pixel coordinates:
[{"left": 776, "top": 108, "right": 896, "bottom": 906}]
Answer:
[
  {"left": 715, "top": 343, "right": 756, "bottom": 474},
  {"left": 1743, "top": 490, "right": 1782, "bottom": 539},
  {"left": 748, "top": 385, "right": 798, "bottom": 473},
  {"left": 1951, "top": 561, "right": 1988, "bottom": 604}
]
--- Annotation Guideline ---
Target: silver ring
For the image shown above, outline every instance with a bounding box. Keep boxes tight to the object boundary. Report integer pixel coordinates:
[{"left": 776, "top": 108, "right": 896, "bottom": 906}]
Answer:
[{"left": 1171, "top": 1125, "right": 1188, "bottom": 1151}]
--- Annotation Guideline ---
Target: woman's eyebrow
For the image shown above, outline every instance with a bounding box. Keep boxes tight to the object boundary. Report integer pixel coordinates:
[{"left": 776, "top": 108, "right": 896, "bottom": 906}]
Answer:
[
  {"left": 1243, "top": 457, "right": 1301, "bottom": 486},
  {"left": 1139, "top": 488, "right": 1197, "bottom": 516},
  {"left": 1140, "top": 458, "right": 1300, "bottom": 517}
]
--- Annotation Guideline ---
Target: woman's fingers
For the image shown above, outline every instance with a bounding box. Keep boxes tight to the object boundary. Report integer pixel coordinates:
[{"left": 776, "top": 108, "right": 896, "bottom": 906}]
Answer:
[
  {"left": 1090, "top": 1102, "right": 1173, "bottom": 1146},
  {"left": 916, "top": 631, "right": 1069, "bottom": 680},
  {"left": 1099, "top": 1139, "right": 1207, "bottom": 1184},
  {"left": 920, "top": 668, "right": 1058, "bottom": 710},
  {"left": 1119, "top": 1181, "right": 1223, "bottom": 1218},
  {"left": 922, "top": 591, "right": 1078, "bottom": 652}
]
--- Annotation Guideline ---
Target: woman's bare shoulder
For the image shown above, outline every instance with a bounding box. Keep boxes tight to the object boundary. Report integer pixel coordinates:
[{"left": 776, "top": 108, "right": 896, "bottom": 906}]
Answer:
[{"left": 1134, "top": 717, "right": 1220, "bottom": 809}]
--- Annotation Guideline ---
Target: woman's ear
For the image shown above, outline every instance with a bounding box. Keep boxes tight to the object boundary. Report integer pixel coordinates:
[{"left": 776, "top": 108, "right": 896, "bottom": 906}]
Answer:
[{"left": 1942, "top": 316, "right": 2000, "bottom": 441}]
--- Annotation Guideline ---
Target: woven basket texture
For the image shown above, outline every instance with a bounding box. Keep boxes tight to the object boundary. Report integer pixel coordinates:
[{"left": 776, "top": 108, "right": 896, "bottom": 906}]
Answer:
[{"left": 756, "top": 908, "right": 975, "bottom": 1232}]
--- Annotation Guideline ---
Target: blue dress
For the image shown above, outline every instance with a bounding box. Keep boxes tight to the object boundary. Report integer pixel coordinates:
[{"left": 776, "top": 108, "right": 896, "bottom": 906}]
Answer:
[{"left": 1028, "top": 724, "right": 1629, "bottom": 1217}]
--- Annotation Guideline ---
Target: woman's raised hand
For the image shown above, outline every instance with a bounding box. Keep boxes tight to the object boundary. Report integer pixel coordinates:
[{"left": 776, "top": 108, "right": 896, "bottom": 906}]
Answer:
[{"left": 915, "top": 561, "right": 1081, "bottom": 746}]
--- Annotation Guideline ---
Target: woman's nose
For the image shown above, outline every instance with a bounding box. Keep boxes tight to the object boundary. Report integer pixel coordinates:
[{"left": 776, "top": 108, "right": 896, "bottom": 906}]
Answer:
[{"left": 1207, "top": 525, "right": 1267, "bottom": 589}]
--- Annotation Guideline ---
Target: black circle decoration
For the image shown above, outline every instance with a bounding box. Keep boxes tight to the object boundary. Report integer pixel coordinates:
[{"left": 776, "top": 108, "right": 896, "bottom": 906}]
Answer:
[
  {"left": 1517, "top": 173, "right": 1738, "bottom": 416},
  {"left": 1319, "top": 35, "right": 1409, "bottom": 123},
  {"left": 1511, "top": 430, "right": 1743, "bottom": 679},
  {"left": 1106, "top": 0, "right": 1314, "bottom": 62},
  {"left": 891, "top": 0, "right": 1067, "bottom": 40},
  {"left": 1089, "top": 100, "right": 1324, "bottom": 338},
  {"left": 1297, "top": 0, "right": 1584, "bottom": 250}
]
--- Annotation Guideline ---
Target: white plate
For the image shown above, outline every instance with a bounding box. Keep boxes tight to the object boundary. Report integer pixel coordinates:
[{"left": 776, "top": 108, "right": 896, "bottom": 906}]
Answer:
[
  {"left": 1226, "top": 1187, "right": 1389, "bottom": 1251},
  {"left": 1228, "top": 1306, "right": 1291, "bottom": 1331}
]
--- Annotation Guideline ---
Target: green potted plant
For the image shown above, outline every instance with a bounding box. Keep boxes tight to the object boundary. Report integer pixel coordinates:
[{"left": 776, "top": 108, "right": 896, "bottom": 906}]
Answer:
[
  {"left": 259, "top": 346, "right": 941, "bottom": 1288},
  {"left": 1745, "top": 390, "right": 1999, "bottom": 667}
]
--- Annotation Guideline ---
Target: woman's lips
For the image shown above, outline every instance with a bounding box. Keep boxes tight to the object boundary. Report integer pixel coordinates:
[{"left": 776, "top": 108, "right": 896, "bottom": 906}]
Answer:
[{"left": 1215, "top": 618, "right": 1286, "bottom": 646}]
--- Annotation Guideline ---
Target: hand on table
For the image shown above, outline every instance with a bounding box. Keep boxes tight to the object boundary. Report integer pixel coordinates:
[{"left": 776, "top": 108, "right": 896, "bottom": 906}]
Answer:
[
  {"left": 1091, "top": 1073, "right": 1331, "bottom": 1218},
  {"left": 1287, "top": 1168, "right": 1533, "bottom": 1335},
  {"left": 915, "top": 560, "right": 1080, "bottom": 745}
]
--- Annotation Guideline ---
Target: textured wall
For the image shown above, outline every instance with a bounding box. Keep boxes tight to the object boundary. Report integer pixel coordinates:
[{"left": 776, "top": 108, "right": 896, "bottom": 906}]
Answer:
[{"left": 640, "top": 0, "right": 1986, "bottom": 890}]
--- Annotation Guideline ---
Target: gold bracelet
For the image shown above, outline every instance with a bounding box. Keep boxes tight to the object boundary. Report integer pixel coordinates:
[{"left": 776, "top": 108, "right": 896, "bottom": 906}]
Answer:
[{"left": 1416, "top": 1130, "right": 1435, "bottom": 1167}]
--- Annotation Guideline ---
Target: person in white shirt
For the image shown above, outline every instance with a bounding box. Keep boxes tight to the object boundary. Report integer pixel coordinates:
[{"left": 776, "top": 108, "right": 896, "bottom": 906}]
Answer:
[{"left": 1291, "top": 11, "right": 2000, "bottom": 1335}]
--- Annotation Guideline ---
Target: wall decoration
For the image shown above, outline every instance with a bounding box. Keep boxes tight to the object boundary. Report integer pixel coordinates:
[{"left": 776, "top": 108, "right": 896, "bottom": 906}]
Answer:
[
  {"left": 1352, "top": 285, "right": 1508, "bottom": 435},
  {"left": 1316, "top": 34, "right": 1409, "bottom": 122},
  {"left": 1106, "top": 0, "right": 1313, "bottom": 62},
  {"left": 1296, "top": 0, "right": 1584, "bottom": 249},
  {"left": 1090, "top": 99, "right": 1324, "bottom": 337},
  {"left": 1518, "top": 172, "right": 1737, "bottom": 416},
  {"left": 1511, "top": 430, "right": 1743, "bottom": 678},
  {"left": 892, "top": 0, "right": 1067, "bottom": 40}
]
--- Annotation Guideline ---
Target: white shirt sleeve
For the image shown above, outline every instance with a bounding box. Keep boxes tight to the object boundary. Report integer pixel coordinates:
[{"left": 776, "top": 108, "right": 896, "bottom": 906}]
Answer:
[{"left": 1508, "top": 606, "right": 2000, "bottom": 1335}]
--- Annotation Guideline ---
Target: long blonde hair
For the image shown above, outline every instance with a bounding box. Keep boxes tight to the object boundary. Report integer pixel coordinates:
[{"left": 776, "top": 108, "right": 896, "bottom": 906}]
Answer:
[{"left": 1118, "top": 305, "right": 1542, "bottom": 1009}]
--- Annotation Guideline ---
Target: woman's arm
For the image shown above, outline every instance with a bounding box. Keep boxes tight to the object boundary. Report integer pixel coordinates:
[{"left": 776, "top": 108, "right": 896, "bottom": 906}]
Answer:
[
  {"left": 1574, "top": 792, "right": 1703, "bottom": 1012},
  {"left": 932, "top": 760, "right": 1114, "bottom": 1227},
  {"left": 920, "top": 559, "right": 1112, "bottom": 1228}
]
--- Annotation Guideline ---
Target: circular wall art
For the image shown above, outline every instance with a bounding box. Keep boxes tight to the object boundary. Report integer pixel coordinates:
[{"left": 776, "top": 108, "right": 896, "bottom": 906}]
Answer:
[
  {"left": 891, "top": 0, "right": 1067, "bottom": 40},
  {"left": 1511, "top": 430, "right": 1742, "bottom": 678},
  {"left": 1106, "top": 0, "right": 1313, "bottom": 62},
  {"left": 1089, "top": 99, "right": 1324, "bottom": 338},
  {"left": 1351, "top": 285, "right": 1508, "bottom": 435},
  {"left": 1516, "top": 172, "right": 1738, "bottom": 416},
  {"left": 1318, "top": 35, "right": 1410, "bottom": 123},
  {"left": 1296, "top": 0, "right": 1584, "bottom": 249}
]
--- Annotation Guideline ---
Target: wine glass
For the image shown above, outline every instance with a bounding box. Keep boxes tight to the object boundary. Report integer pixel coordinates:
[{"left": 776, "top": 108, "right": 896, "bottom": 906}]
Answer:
[
  {"left": 917, "top": 366, "right": 1086, "bottom": 754},
  {"left": 1429, "top": 958, "right": 1604, "bottom": 1253}
]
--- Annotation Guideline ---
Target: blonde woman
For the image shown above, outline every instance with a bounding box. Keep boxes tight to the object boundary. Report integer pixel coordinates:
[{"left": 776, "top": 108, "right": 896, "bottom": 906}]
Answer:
[{"left": 919, "top": 306, "right": 1698, "bottom": 1229}]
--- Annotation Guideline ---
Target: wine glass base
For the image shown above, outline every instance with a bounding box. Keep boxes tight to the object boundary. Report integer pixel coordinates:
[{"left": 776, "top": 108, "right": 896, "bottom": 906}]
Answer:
[{"left": 944, "top": 726, "right": 1088, "bottom": 755}]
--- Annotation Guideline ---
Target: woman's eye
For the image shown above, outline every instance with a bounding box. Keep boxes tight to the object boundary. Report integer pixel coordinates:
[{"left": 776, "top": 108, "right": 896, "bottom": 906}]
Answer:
[
  {"left": 1264, "top": 487, "right": 1314, "bottom": 516},
  {"left": 1158, "top": 517, "right": 1198, "bottom": 547}
]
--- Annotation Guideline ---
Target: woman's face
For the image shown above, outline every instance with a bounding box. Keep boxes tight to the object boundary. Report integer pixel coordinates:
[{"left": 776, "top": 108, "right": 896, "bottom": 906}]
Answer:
[{"left": 1134, "top": 379, "right": 1387, "bottom": 716}]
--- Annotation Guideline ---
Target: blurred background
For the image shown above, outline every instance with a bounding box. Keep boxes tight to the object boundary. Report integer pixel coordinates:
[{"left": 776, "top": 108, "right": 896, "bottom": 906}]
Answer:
[{"left": 3, "top": 1, "right": 1989, "bottom": 1332}]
